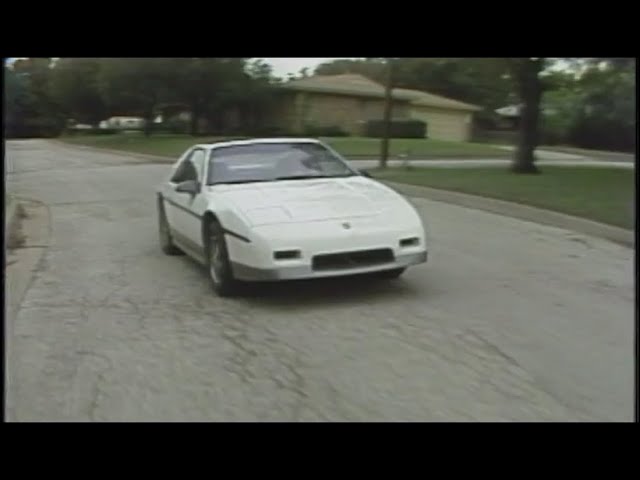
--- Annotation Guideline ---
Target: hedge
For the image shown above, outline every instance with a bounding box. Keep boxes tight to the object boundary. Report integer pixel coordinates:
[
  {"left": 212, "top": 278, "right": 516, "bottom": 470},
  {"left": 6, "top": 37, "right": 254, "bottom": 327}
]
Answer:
[
  {"left": 303, "top": 125, "right": 349, "bottom": 137},
  {"left": 363, "top": 119, "right": 427, "bottom": 139}
]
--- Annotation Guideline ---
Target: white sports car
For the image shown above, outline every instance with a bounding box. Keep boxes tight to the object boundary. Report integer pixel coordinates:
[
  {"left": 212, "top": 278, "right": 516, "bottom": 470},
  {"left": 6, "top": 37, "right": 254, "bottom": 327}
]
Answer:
[{"left": 156, "top": 138, "right": 428, "bottom": 296}]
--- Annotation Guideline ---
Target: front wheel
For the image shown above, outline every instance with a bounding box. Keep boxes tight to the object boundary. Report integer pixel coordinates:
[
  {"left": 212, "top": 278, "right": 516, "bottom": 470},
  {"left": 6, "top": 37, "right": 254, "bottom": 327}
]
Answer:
[{"left": 206, "top": 220, "right": 241, "bottom": 297}]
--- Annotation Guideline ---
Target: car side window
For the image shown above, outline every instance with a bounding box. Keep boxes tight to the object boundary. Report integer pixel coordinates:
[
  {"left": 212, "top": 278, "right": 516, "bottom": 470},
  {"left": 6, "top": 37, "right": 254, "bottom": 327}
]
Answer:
[
  {"left": 171, "top": 150, "right": 201, "bottom": 184},
  {"left": 190, "top": 149, "right": 206, "bottom": 182}
]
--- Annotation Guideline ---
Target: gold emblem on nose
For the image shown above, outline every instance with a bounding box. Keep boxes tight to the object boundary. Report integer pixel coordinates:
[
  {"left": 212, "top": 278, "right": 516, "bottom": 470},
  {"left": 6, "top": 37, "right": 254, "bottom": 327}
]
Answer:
[{"left": 342, "top": 222, "right": 351, "bottom": 229}]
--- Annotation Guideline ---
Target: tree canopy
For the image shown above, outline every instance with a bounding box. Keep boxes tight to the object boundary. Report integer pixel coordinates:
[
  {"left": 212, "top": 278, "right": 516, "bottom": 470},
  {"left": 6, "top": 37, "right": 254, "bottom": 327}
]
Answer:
[{"left": 4, "top": 57, "right": 634, "bottom": 156}]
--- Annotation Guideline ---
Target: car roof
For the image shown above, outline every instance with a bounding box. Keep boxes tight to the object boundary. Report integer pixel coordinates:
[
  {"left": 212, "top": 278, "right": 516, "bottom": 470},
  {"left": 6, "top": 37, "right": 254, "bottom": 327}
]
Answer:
[{"left": 202, "top": 137, "right": 322, "bottom": 150}]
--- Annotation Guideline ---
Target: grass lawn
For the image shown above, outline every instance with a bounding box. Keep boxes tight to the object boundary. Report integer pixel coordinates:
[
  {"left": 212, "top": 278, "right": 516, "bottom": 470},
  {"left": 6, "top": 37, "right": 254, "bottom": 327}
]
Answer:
[
  {"left": 322, "top": 137, "right": 510, "bottom": 158},
  {"left": 59, "top": 133, "right": 511, "bottom": 160},
  {"left": 372, "top": 166, "right": 635, "bottom": 229}
]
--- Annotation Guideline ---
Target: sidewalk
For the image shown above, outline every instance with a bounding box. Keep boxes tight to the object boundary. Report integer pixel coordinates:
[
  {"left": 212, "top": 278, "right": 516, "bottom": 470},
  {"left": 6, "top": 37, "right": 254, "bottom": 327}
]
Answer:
[
  {"left": 5, "top": 195, "right": 18, "bottom": 249},
  {"left": 494, "top": 145, "right": 635, "bottom": 163},
  {"left": 349, "top": 158, "right": 634, "bottom": 169}
]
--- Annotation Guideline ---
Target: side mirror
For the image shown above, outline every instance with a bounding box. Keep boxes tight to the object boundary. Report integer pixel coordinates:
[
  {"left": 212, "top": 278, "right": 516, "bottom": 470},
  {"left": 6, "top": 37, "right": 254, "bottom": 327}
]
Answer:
[
  {"left": 360, "top": 170, "right": 372, "bottom": 178},
  {"left": 175, "top": 180, "right": 199, "bottom": 195}
]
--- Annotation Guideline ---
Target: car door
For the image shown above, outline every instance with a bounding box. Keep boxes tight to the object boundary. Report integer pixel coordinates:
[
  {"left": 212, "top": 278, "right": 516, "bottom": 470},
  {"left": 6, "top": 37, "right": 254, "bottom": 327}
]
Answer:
[
  {"left": 179, "top": 148, "right": 209, "bottom": 250},
  {"left": 165, "top": 148, "right": 204, "bottom": 254},
  {"left": 163, "top": 148, "right": 192, "bottom": 229}
]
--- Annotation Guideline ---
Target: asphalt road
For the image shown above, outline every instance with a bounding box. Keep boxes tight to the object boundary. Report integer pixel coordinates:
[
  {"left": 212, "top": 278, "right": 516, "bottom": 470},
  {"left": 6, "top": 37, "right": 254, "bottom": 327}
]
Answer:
[{"left": 5, "top": 140, "right": 634, "bottom": 422}]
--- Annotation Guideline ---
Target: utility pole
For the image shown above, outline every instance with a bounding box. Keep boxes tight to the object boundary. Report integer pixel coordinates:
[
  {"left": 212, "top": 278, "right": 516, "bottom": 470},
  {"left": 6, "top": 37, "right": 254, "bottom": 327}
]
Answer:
[{"left": 380, "top": 58, "right": 394, "bottom": 169}]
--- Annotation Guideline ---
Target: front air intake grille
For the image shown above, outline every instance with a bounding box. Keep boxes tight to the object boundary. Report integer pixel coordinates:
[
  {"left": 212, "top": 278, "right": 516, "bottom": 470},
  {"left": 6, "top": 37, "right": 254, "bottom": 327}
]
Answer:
[
  {"left": 400, "top": 237, "right": 420, "bottom": 248},
  {"left": 274, "top": 250, "right": 301, "bottom": 260},
  {"left": 312, "top": 248, "right": 394, "bottom": 271}
]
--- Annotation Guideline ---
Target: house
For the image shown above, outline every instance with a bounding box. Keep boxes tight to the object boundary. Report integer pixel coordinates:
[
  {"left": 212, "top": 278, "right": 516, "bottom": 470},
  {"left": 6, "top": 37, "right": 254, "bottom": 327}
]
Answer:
[
  {"left": 271, "top": 74, "right": 412, "bottom": 136},
  {"left": 494, "top": 103, "right": 558, "bottom": 131},
  {"left": 269, "top": 74, "right": 481, "bottom": 141},
  {"left": 494, "top": 104, "right": 522, "bottom": 130},
  {"left": 396, "top": 88, "right": 481, "bottom": 142},
  {"left": 103, "top": 116, "right": 146, "bottom": 130}
]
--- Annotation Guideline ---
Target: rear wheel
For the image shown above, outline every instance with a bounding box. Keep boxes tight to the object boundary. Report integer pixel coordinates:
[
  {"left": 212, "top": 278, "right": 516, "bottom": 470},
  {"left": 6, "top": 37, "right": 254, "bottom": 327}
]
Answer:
[
  {"left": 158, "top": 201, "right": 182, "bottom": 255},
  {"left": 206, "top": 219, "right": 240, "bottom": 297}
]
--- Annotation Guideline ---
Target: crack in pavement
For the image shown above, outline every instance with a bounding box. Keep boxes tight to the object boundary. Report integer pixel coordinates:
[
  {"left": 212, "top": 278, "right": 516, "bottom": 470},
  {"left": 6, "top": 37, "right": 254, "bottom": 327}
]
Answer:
[
  {"left": 220, "top": 323, "right": 258, "bottom": 385},
  {"left": 463, "top": 329, "right": 520, "bottom": 367},
  {"left": 325, "top": 382, "right": 383, "bottom": 421},
  {"left": 461, "top": 329, "right": 596, "bottom": 421},
  {"left": 75, "top": 350, "right": 113, "bottom": 422}
]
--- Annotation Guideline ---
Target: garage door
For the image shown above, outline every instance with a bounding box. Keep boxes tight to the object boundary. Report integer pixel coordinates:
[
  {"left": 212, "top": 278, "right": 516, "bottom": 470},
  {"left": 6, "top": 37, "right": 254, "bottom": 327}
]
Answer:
[{"left": 411, "top": 108, "right": 470, "bottom": 142}]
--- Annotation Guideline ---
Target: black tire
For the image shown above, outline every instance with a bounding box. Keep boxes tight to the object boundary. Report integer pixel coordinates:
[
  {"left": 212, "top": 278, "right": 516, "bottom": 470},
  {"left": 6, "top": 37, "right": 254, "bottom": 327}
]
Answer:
[
  {"left": 377, "top": 268, "right": 406, "bottom": 279},
  {"left": 205, "top": 219, "right": 240, "bottom": 297},
  {"left": 158, "top": 201, "right": 183, "bottom": 255}
]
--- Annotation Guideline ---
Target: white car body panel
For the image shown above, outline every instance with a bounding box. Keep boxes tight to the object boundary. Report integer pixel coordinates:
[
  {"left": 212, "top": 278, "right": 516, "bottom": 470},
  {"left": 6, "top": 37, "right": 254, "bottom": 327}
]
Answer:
[{"left": 157, "top": 138, "right": 428, "bottom": 281}]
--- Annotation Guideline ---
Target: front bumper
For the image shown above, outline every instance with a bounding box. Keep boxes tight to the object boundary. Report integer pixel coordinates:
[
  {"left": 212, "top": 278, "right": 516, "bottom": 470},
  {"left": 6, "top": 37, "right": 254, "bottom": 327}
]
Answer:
[{"left": 231, "top": 251, "right": 427, "bottom": 282}]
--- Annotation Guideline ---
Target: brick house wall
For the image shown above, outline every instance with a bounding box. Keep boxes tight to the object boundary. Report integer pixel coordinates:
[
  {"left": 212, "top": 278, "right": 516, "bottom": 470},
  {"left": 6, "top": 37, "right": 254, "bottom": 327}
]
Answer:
[{"left": 268, "top": 91, "right": 411, "bottom": 135}]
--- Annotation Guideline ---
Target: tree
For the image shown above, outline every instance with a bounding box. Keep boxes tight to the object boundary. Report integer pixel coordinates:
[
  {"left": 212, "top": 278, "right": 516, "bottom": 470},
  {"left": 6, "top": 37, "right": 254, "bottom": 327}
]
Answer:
[
  {"left": 99, "top": 58, "right": 174, "bottom": 136},
  {"left": 315, "top": 58, "right": 386, "bottom": 81},
  {"left": 539, "top": 58, "right": 635, "bottom": 153},
  {"left": 164, "top": 58, "right": 251, "bottom": 135},
  {"left": 380, "top": 58, "right": 395, "bottom": 169},
  {"left": 237, "top": 59, "right": 279, "bottom": 133},
  {"left": 567, "top": 59, "right": 635, "bottom": 152},
  {"left": 49, "top": 58, "right": 106, "bottom": 125},
  {"left": 508, "top": 58, "right": 545, "bottom": 173},
  {"left": 6, "top": 58, "right": 63, "bottom": 137},
  {"left": 5, "top": 66, "right": 36, "bottom": 136}
]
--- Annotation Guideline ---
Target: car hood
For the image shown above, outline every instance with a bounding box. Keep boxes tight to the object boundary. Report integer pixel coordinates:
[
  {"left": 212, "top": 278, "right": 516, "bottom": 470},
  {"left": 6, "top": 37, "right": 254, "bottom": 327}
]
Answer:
[{"left": 210, "top": 177, "right": 406, "bottom": 227}]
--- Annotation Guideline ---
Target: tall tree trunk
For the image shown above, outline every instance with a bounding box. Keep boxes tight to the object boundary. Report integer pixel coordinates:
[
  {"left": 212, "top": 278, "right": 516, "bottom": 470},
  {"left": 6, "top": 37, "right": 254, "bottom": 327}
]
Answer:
[
  {"left": 190, "top": 103, "right": 199, "bottom": 136},
  {"left": 379, "top": 59, "right": 394, "bottom": 169},
  {"left": 143, "top": 108, "right": 153, "bottom": 137},
  {"left": 512, "top": 58, "right": 543, "bottom": 174}
]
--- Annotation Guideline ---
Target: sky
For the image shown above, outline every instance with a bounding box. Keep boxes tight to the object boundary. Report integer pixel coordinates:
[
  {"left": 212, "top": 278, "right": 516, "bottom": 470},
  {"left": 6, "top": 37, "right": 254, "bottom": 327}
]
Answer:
[{"left": 261, "top": 58, "right": 353, "bottom": 78}]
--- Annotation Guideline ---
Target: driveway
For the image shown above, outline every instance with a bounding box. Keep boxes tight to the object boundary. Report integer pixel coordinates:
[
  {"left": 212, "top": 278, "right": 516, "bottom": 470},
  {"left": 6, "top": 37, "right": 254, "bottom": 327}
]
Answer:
[{"left": 5, "top": 140, "right": 634, "bottom": 421}]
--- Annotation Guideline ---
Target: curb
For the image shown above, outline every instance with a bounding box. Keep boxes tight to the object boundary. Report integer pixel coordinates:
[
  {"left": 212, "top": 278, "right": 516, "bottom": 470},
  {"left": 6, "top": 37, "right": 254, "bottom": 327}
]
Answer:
[
  {"left": 5, "top": 196, "right": 19, "bottom": 248},
  {"left": 50, "top": 140, "right": 174, "bottom": 163},
  {"left": 382, "top": 180, "right": 635, "bottom": 248}
]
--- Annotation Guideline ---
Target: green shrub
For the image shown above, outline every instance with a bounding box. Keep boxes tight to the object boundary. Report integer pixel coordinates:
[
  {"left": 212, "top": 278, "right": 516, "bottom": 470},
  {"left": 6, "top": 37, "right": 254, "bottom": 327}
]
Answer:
[
  {"left": 66, "top": 128, "right": 118, "bottom": 136},
  {"left": 472, "top": 128, "right": 518, "bottom": 145},
  {"left": 364, "top": 119, "right": 426, "bottom": 139},
  {"left": 164, "top": 118, "right": 190, "bottom": 134},
  {"left": 90, "top": 128, "right": 118, "bottom": 135},
  {"left": 251, "top": 126, "right": 293, "bottom": 136},
  {"left": 5, "top": 118, "right": 63, "bottom": 139},
  {"left": 303, "top": 125, "right": 349, "bottom": 137}
]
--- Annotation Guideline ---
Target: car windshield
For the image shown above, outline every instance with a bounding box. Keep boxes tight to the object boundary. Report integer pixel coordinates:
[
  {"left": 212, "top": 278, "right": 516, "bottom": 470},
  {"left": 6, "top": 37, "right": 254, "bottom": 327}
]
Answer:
[{"left": 206, "top": 142, "right": 357, "bottom": 185}]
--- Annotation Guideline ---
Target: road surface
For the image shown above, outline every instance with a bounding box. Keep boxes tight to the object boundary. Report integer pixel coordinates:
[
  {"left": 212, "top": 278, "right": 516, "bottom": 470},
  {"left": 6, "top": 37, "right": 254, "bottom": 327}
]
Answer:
[{"left": 5, "top": 140, "right": 634, "bottom": 421}]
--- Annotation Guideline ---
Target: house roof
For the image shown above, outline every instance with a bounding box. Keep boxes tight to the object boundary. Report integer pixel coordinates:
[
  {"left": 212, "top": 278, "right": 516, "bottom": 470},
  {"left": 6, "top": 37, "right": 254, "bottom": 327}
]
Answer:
[
  {"left": 281, "top": 74, "right": 403, "bottom": 100},
  {"left": 394, "top": 88, "right": 482, "bottom": 112},
  {"left": 281, "top": 74, "right": 482, "bottom": 111}
]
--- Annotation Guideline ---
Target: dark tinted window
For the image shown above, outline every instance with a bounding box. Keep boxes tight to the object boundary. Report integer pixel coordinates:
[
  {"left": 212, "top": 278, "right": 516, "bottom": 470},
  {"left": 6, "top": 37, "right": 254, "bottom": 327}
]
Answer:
[
  {"left": 207, "top": 142, "right": 355, "bottom": 185},
  {"left": 171, "top": 150, "right": 200, "bottom": 183}
]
